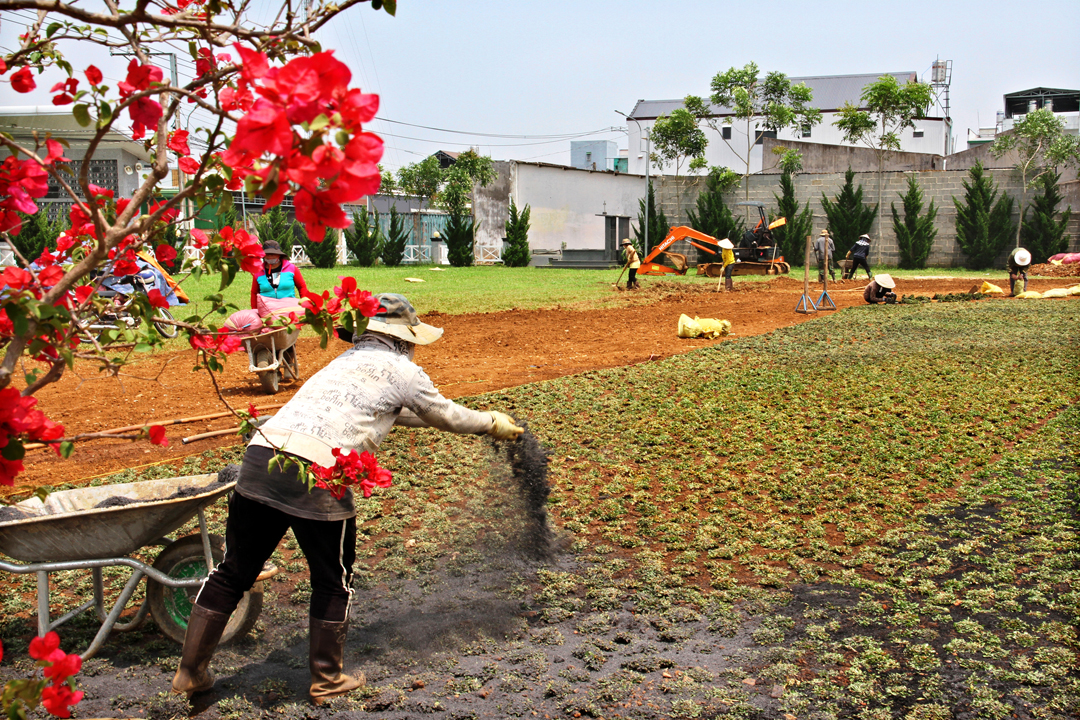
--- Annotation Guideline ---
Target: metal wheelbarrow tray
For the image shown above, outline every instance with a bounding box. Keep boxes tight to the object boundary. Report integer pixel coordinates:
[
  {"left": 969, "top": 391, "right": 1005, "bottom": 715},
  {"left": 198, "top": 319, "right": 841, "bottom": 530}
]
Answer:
[{"left": 0, "top": 474, "right": 265, "bottom": 659}]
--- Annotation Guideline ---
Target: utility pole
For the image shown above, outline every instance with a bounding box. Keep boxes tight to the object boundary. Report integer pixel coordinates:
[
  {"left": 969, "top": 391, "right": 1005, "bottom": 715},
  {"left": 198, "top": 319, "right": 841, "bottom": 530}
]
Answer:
[{"left": 616, "top": 110, "right": 650, "bottom": 256}]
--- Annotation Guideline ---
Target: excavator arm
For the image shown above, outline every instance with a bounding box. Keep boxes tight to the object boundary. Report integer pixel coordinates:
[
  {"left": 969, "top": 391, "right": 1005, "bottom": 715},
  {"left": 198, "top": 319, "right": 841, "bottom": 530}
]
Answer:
[{"left": 639, "top": 226, "right": 722, "bottom": 276}]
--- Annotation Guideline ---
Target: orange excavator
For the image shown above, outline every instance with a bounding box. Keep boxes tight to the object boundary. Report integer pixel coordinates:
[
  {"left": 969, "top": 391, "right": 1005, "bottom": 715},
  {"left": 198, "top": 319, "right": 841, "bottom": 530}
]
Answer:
[{"left": 638, "top": 201, "right": 790, "bottom": 277}]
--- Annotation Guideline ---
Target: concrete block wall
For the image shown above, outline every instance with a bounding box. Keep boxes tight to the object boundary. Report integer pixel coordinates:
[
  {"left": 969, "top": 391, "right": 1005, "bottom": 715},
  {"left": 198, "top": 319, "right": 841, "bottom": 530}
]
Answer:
[{"left": 659, "top": 170, "right": 1080, "bottom": 268}]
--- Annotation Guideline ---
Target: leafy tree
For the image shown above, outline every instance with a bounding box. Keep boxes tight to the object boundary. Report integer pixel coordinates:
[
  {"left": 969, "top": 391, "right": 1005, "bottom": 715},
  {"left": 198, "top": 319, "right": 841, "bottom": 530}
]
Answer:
[
  {"left": 891, "top": 175, "right": 938, "bottom": 269},
  {"left": 434, "top": 150, "right": 495, "bottom": 267},
  {"left": 253, "top": 204, "right": 295, "bottom": 257},
  {"left": 10, "top": 211, "right": 62, "bottom": 266},
  {"left": 954, "top": 161, "right": 1016, "bottom": 269},
  {"left": 396, "top": 156, "right": 442, "bottom": 207},
  {"left": 649, "top": 107, "right": 708, "bottom": 216},
  {"left": 301, "top": 228, "right": 339, "bottom": 269},
  {"left": 1020, "top": 171, "right": 1071, "bottom": 264},
  {"left": 377, "top": 164, "right": 397, "bottom": 195},
  {"left": 820, "top": 168, "right": 878, "bottom": 256},
  {"left": 344, "top": 208, "right": 382, "bottom": 267},
  {"left": 380, "top": 206, "right": 410, "bottom": 268},
  {"left": 686, "top": 63, "right": 821, "bottom": 204},
  {"left": 771, "top": 171, "right": 813, "bottom": 266},
  {"left": 833, "top": 75, "right": 933, "bottom": 237},
  {"left": 990, "top": 108, "right": 1080, "bottom": 247},
  {"left": 502, "top": 198, "right": 532, "bottom": 268},
  {"left": 633, "top": 181, "right": 670, "bottom": 252},
  {"left": 686, "top": 167, "right": 744, "bottom": 245}
]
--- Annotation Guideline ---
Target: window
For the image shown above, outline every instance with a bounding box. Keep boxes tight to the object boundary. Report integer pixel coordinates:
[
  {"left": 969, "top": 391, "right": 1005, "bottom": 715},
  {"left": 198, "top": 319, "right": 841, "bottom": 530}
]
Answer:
[
  {"left": 913, "top": 129, "right": 925, "bottom": 138},
  {"left": 722, "top": 126, "right": 732, "bottom": 140},
  {"left": 801, "top": 125, "right": 812, "bottom": 138},
  {"left": 754, "top": 130, "right": 777, "bottom": 146}
]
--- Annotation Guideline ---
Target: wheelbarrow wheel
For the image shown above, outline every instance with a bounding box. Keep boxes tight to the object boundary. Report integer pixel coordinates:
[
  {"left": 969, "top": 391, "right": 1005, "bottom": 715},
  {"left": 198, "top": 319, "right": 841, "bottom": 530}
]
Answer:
[
  {"left": 254, "top": 346, "right": 279, "bottom": 394},
  {"left": 147, "top": 534, "right": 263, "bottom": 646},
  {"left": 152, "top": 307, "right": 179, "bottom": 339}
]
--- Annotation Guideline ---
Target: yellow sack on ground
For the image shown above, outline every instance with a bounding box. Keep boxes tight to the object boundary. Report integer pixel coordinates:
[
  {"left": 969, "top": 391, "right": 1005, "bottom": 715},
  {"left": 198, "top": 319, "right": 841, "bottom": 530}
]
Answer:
[
  {"left": 678, "top": 314, "right": 731, "bottom": 338},
  {"left": 1014, "top": 291, "right": 1043, "bottom": 299},
  {"left": 978, "top": 281, "right": 1005, "bottom": 295},
  {"left": 1068, "top": 285, "right": 1080, "bottom": 296},
  {"left": 1041, "top": 288, "right": 1070, "bottom": 298}
]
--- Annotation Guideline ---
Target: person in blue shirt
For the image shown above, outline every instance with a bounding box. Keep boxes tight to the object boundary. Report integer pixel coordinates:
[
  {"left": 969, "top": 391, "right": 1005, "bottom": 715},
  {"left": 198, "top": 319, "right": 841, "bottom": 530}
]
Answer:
[{"left": 250, "top": 239, "right": 308, "bottom": 309}]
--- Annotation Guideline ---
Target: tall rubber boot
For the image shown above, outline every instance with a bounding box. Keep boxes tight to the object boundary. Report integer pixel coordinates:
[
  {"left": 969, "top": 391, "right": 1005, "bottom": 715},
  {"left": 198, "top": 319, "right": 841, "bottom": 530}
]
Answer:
[
  {"left": 725, "top": 276, "right": 734, "bottom": 292},
  {"left": 172, "top": 605, "right": 229, "bottom": 697},
  {"left": 309, "top": 618, "right": 365, "bottom": 704}
]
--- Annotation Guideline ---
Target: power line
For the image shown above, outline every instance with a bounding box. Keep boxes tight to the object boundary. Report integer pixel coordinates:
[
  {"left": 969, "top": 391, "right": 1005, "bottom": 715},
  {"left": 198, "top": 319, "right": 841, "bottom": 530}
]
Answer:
[{"left": 377, "top": 117, "right": 615, "bottom": 140}]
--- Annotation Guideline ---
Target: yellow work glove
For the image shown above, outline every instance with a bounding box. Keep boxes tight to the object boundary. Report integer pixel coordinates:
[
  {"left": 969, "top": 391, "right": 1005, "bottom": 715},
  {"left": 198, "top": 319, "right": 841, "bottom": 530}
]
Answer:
[{"left": 488, "top": 411, "right": 524, "bottom": 441}]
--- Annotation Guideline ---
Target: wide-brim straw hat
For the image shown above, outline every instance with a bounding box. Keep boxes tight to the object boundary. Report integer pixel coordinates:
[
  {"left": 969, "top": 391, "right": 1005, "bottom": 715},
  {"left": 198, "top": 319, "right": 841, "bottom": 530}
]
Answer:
[
  {"left": 875, "top": 273, "right": 896, "bottom": 289},
  {"left": 718, "top": 238, "right": 734, "bottom": 249},
  {"left": 1014, "top": 249, "right": 1032, "bottom": 266},
  {"left": 365, "top": 293, "right": 443, "bottom": 345},
  {"left": 620, "top": 238, "right": 633, "bottom": 247},
  {"left": 819, "top": 230, "right": 829, "bottom": 237},
  {"left": 859, "top": 234, "right": 871, "bottom": 240}
]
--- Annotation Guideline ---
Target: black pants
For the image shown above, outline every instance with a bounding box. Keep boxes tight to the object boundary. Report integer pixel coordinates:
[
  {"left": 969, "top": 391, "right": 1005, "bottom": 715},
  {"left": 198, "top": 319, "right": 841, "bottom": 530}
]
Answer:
[
  {"left": 850, "top": 256, "right": 871, "bottom": 279},
  {"left": 627, "top": 268, "right": 637, "bottom": 287},
  {"left": 196, "top": 492, "right": 357, "bottom": 622}
]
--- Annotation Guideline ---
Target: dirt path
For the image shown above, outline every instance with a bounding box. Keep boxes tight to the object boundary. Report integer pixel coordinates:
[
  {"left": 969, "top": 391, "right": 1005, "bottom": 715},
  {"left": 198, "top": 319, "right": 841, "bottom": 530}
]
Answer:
[{"left": 10, "top": 275, "right": 1070, "bottom": 494}]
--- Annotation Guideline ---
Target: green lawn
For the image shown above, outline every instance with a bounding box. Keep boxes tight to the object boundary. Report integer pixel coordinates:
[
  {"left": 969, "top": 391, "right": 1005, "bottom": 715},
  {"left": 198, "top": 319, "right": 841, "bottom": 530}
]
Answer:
[{"left": 171, "top": 263, "right": 1032, "bottom": 323}]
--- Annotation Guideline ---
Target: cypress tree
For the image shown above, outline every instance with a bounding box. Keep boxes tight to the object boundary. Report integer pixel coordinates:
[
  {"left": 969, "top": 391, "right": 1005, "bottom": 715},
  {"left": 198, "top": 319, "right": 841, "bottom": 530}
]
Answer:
[
  {"left": 820, "top": 168, "right": 878, "bottom": 257},
  {"left": 344, "top": 208, "right": 382, "bottom": 267},
  {"left": 632, "top": 181, "right": 670, "bottom": 253},
  {"left": 300, "top": 228, "right": 339, "bottom": 269},
  {"left": 10, "top": 211, "right": 62, "bottom": 266},
  {"left": 954, "top": 161, "right": 1016, "bottom": 269},
  {"left": 686, "top": 172, "right": 745, "bottom": 245},
  {"left": 380, "top": 206, "right": 409, "bottom": 268},
  {"left": 891, "top": 175, "right": 938, "bottom": 269},
  {"left": 443, "top": 208, "right": 475, "bottom": 267},
  {"left": 253, "top": 205, "right": 295, "bottom": 256},
  {"left": 502, "top": 198, "right": 532, "bottom": 268},
  {"left": 1020, "top": 171, "right": 1071, "bottom": 263},
  {"left": 770, "top": 171, "right": 813, "bottom": 266}
]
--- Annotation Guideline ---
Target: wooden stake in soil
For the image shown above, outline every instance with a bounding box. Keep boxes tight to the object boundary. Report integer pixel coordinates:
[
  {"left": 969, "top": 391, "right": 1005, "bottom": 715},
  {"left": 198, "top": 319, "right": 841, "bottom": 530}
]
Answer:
[{"left": 795, "top": 235, "right": 819, "bottom": 314}]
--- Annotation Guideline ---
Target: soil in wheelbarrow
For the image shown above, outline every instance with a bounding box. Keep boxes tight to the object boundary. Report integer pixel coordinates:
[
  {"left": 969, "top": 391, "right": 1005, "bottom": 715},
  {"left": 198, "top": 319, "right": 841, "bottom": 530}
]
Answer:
[{"left": 8, "top": 274, "right": 1073, "bottom": 495}]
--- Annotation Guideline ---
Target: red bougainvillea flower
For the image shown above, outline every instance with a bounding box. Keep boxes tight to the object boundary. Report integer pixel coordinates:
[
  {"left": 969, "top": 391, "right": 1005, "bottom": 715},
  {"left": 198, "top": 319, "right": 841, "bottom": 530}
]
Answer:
[
  {"left": 28, "top": 631, "right": 61, "bottom": 661},
  {"left": 42, "top": 649, "right": 82, "bottom": 683},
  {"left": 41, "top": 683, "right": 85, "bottom": 719},
  {"left": 146, "top": 289, "right": 171, "bottom": 309},
  {"left": 167, "top": 129, "right": 191, "bottom": 156},
  {"left": 10, "top": 66, "right": 35, "bottom": 93},
  {"left": 189, "top": 228, "right": 210, "bottom": 249},
  {"left": 311, "top": 447, "right": 391, "bottom": 499},
  {"left": 178, "top": 156, "right": 200, "bottom": 175},
  {"left": 85, "top": 65, "right": 102, "bottom": 85},
  {"left": 0, "top": 155, "right": 49, "bottom": 234},
  {"left": 44, "top": 138, "right": 68, "bottom": 165},
  {"left": 148, "top": 425, "right": 168, "bottom": 446},
  {"left": 221, "top": 100, "right": 292, "bottom": 168},
  {"left": 155, "top": 243, "right": 177, "bottom": 267},
  {"left": 189, "top": 330, "right": 242, "bottom": 355},
  {"left": 247, "top": 403, "right": 260, "bottom": 418},
  {"left": 333, "top": 277, "right": 381, "bottom": 317}
]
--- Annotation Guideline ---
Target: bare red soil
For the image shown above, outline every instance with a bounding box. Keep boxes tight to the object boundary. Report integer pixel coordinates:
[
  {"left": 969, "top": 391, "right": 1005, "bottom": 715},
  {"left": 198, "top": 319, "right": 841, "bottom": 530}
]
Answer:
[{"left": 8, "top": 275, "right": 1072, "bottom": 495}]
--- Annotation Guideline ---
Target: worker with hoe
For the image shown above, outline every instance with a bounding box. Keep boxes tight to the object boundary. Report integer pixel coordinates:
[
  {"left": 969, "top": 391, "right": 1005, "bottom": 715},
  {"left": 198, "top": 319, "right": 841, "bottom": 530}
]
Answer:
[
  {"left": 1007, "top": 247, "right": 1032, "bottom": 296},
  {"left": 863, "top": 273, "right": 897, "bottom": 304},
  {"left": 718, "top": 238, "right": 736, "bottom": 291},
  {"left": 620, "top": 238, "right": 641, "bottom": 289},
  {"left": 814, "top": 229, "right": 837, "bottom": 283},
  {"left": 844, "top": 233, "right": 873, "bottom": 280},
  {"left": 172, "top": 293, "right": 525, "bottom": 704}
]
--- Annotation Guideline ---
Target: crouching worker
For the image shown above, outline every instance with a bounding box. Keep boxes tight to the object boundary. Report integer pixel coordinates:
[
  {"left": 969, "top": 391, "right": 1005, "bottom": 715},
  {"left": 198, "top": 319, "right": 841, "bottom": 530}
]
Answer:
[
  {"left": 863, "top": 273, "right": 896, "bottom": 304},
  {"left": 172, "top": 294, "right": 524, "bottom": 704},
  {"left": 1007, "top": 247, "right": 1031, "bottom": 296}
]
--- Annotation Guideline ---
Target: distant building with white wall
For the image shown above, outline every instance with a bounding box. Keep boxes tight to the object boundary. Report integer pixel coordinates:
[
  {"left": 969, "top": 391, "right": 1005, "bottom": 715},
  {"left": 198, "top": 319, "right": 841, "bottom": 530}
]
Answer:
[
  {"left": 570, "top": 140, "right": 620, "bottom": 172},
  {"left": 966, "top": 87, "right": 1080, "bottom": 149},
  {"left": 624, "top": 72, "right": 953, "bottom": 177}
]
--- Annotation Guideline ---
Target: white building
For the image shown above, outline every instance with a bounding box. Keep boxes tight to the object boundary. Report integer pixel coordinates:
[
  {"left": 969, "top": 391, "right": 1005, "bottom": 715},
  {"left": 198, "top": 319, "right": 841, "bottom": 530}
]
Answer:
[
  {"left": 624, "top": 72, "right": 952, "bottom": 177},
  {"left": 966, "top": 87, "right": 1080, "bottom": 149}
]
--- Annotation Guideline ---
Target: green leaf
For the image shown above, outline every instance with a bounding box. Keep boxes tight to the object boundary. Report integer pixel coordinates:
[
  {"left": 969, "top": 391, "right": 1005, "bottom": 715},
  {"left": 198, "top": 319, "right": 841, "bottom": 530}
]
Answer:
[
  {"left": 59, "top": 441, "right": 75, "bottom": 459},
  {"left": 308, "top": 114, "right": 330, "bottom": 132},
  {"left": 98, "top": 101, "right": 112, "bottom": 126},
  {"left": 1, "top": 439, "right": 25, "bottom": 461},
  {"left": 46, "top": 22, "right": 63, "bottom": 38},
  {"left": 72, "top": 103, "right": 91, "bottom": 127}
]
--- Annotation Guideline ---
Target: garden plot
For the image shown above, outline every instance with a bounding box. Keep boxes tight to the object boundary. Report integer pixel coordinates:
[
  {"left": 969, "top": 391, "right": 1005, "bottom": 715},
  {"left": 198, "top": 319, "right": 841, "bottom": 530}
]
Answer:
[{"left": 1, "top": 298, "right": 1077, "bottom": 719}]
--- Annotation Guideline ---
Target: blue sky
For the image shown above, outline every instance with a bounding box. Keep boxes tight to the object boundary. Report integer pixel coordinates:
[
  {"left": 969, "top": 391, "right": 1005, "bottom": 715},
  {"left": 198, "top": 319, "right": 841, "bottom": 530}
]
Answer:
[{"left": 3, "top": 0, "right": 1078, "bottom": 172}]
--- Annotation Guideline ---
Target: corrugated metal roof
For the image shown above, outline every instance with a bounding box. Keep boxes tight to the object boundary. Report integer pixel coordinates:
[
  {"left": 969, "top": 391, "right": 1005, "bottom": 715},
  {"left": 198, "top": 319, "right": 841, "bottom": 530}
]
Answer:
[{"left": 629, "top": 72, "right": 922, "bottom": 119}]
